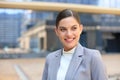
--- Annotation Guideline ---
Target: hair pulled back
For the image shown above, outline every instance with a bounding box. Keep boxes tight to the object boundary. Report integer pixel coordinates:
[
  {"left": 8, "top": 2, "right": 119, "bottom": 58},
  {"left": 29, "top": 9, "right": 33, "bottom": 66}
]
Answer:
[{"left": 56, "top": 9, "right": 80, "bottom": 28}]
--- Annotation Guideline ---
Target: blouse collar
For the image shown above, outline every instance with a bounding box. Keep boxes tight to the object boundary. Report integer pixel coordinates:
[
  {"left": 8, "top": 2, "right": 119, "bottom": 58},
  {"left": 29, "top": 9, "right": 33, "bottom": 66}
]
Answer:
[{"left": 63, "top": 46, "right": 76, "bottom": 55}]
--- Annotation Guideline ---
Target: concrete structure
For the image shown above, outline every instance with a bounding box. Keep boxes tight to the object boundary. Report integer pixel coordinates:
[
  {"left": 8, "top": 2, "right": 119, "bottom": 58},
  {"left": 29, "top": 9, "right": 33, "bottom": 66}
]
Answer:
[
  {"left": 19, "top": 24, "right": 120, "bottom": 52},
  {"left": 19, "top": 24, "right": 47, "bottom": 52},
  {"left": 0, "top": 1, "right": 120, "bottom": 15},
  {"left": 19, "top": 23, "right": 62, "bottom": 52},
  {"left": 1, "top": 1, "right": 120, "bottom": 52}
]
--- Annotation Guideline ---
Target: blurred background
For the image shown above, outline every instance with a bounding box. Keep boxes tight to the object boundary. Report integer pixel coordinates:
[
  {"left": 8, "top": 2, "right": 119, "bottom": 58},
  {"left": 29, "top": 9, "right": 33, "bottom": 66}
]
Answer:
[{"left": 0, "top": 0, "right": 120, "bottom": 80}]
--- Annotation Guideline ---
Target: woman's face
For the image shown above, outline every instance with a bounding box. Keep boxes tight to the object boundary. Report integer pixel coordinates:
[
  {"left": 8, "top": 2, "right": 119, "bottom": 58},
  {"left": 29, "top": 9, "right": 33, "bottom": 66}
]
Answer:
[{"left": 55, "top": 16, "right": 83, "bottom": 51}]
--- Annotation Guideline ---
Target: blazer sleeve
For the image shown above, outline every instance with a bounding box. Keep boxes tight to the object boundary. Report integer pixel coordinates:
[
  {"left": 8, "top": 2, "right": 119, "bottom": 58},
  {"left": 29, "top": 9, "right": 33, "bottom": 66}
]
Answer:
[
  {"left": 42, "top": 58, "right": 48, "bottom": 80},
  {"left": 91, "top": 50, "right": 108, "bottom": 80}
]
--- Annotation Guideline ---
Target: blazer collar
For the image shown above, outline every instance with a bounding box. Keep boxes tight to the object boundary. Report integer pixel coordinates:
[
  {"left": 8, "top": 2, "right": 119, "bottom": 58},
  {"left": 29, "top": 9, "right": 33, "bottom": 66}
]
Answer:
[
  {"left": 73, "top": 43, "right": 84, "bottom": 57},
  {"left": 55, "top": 43, "right": 84, "bottom": 57},
  {"left": 53, "top": 43, "right": 84, "bottom": 80},
  {"left": 51, "top": 49, "right": 62, "bottom": 80},
  {"left": 65, "top": 43, "right": 84, "bottom": 80}
]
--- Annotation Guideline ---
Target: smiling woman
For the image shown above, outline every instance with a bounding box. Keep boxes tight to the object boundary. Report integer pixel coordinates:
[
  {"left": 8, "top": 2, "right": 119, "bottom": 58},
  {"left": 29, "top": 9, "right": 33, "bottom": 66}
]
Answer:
[
  {"left": 42, "top": 9, "right": 108, "bottom": 80},
  {"left": 55, "top": 12, "right": 83, "bottom": 51}
]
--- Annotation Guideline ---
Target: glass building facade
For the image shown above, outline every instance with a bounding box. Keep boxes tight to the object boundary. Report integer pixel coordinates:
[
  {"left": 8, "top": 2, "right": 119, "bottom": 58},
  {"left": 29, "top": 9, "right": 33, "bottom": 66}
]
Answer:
[
  {"left": 30, "top": 0, "right": 120, "bottom": 27},
  {"left": 28, "top": 0, "right": 120, "bottom": 52},
  {"left": 24, "top": 0, "right": 120, "bottom": 52},
  {"left": 1, "top": 0, "right": 120, "bottom": 52},
  {"left": 0, "top": 10, "right": 23, "bottom": 48}
]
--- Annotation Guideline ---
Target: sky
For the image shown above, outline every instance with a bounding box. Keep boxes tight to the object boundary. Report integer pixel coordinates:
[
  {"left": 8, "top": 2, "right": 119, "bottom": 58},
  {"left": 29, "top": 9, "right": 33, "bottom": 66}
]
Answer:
[{"left": 98, "top": 0, "right": 120, "bottom": 8}]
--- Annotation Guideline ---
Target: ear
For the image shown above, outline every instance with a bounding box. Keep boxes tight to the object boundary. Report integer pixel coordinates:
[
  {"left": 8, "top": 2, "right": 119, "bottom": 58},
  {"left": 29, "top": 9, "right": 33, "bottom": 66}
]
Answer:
[
  {"left": 79, "top": 24, "right": 83, "bottom": 34},
  {"left": 54, "top": 27, "right": 59, "bottom": 36}
]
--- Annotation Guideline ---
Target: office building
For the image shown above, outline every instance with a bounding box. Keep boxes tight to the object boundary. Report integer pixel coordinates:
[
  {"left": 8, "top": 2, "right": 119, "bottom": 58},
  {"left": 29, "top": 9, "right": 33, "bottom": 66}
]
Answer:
[
  {"left": 0, "top": 10, "right": 23, "bottom": 48},
  {"left": 21, "top": 0, "right": 120, "bottom": 52}
]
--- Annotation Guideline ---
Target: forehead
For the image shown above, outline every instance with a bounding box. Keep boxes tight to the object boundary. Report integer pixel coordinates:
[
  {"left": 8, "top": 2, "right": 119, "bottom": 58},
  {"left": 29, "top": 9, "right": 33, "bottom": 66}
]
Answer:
[{"left": 58, "top": 17, "right": 79, "bottom": 27}]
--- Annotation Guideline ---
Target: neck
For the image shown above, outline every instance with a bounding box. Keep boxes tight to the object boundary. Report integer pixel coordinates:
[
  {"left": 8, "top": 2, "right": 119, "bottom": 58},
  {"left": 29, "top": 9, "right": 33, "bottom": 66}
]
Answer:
[{"left": 63, "top": 46, "right": 76, "bottom": 54}]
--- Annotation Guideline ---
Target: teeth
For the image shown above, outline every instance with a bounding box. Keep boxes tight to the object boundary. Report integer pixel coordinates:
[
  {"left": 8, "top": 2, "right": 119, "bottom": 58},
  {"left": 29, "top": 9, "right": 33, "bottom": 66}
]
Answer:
[
  {"left": 65, "top": 39, "right": 73, "bottom": 42},
  {"left": 67, "top": 39, "right": 73, "bottom": 41}
]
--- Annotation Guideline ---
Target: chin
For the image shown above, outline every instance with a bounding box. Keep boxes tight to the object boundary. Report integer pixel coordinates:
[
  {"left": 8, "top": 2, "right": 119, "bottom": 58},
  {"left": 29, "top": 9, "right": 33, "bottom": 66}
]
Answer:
[{"left": 64, "top": 45, "right": 75, "bottom": 49}]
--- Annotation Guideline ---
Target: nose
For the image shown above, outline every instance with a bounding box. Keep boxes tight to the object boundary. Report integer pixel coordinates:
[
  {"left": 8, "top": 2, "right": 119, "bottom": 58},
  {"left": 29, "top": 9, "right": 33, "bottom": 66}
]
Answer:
[{"left": 66, "top": 30, "right": 72, "bottom": 37}]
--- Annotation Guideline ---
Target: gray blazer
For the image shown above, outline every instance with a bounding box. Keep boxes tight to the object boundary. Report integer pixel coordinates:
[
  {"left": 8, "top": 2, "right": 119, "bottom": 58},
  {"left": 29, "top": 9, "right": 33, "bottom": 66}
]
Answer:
[{"left": 42, "top": 43, "right": 108, "bottom": 80}]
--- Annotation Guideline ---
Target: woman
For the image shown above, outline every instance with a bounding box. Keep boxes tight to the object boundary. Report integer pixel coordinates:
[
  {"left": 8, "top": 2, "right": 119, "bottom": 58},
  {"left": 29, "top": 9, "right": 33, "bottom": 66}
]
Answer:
[{"left": 42, "top": 9, "right": 108, "bottom": 80}]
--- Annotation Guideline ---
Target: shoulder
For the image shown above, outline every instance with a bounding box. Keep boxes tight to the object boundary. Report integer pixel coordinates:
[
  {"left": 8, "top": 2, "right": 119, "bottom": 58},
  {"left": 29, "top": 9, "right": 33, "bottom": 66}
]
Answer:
[
  {"left": 83, "top": 47, "right": 102, "bottom": 63},
  {"left": 83, "top": 47, "right": 105, "bottom": 68},
  {"left": 83, "top": 47, "right": 101, "bottom": 57},
  {"left": 83, "top": 47, "right": 105, "bottom": 69},
  {"left": 77, "top": 44, "right": 101, "bottom": 58},
  {"left": 83, "top": 48, "right": 108, "bottom": 79},
  {"left": 46, "top": 49, "right": 61, "bottom": 60}
]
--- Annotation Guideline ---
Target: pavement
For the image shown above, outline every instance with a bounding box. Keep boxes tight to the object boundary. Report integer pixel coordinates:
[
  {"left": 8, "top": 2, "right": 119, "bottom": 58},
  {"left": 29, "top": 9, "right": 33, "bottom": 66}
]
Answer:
[
  {"left": 102, "top": 54, "right": 120, "bottom": 80},
  {"left": 0, "top": 54, "right": 119, "bottom": 80},
  {"left": 0, "top": 58, "right": 44, "bottom": 80}
]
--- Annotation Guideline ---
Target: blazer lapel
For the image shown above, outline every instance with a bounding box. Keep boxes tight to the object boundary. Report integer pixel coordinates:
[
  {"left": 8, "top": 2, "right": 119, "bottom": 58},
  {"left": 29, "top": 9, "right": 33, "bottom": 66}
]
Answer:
[
  {"left": 51, "top": 49, "right": 62, "bottom": 80},
  {"left": 65, "top": 44, "right": 84, "bottom": 80}
]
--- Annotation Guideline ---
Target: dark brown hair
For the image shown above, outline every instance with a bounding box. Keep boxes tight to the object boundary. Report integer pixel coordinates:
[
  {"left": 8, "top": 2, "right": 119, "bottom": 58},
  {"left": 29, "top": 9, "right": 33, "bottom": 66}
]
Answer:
[{"left": 55, "top": 9, "right": 81, "bottom": 28}]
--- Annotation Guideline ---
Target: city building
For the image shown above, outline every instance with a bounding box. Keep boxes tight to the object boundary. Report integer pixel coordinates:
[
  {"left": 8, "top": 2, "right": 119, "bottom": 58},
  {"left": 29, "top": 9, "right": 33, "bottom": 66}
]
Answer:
[
  {"left": 0, "top": 10, "right": 23, "bottom": 48},
  {"left": 19, "top": 0, "right": 120, "bottom": 53},
  {"left": 1, "top": 0, "right": 120, "bottom": 52}
]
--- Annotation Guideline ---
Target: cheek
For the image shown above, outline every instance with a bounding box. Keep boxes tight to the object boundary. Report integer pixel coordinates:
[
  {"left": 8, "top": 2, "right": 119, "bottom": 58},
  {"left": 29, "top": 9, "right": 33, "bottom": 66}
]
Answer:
[
  {"left": 57, "top": 32, "right": 65, "bottom": 38},
  {"left": 74, "top": 30, "right": 81, "bottom": 36}
]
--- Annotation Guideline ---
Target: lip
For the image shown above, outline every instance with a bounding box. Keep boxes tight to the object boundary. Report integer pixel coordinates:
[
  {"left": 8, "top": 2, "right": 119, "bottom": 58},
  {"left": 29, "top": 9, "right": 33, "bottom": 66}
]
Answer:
[{"left": 64, "top": 38, "right": 75, "bottom": 43}]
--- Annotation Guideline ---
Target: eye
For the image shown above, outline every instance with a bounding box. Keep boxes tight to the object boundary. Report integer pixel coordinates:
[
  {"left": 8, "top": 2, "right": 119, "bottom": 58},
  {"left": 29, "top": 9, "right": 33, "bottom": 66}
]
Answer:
[
  {"left": 72, "top": 26, "right": 77, "bottom": 31},
  {"left": 60, "top": 28, "right": 66, "bottom": 32},
  {"left": 59, "top": 27, "right": 66, "bottom": 32}
]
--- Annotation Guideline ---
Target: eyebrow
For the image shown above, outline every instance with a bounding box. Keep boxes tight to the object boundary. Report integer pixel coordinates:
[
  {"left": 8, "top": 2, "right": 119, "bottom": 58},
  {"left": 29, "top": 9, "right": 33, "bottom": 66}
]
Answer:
[
  {"left": 58, "top": 24, "right": 78, "bottom": 29},
  {"left": 59, "top": 26, "right": 66, "bottom": 29},
  {"left": 72, "top": 25, "right": 77, "bottom": 27}
]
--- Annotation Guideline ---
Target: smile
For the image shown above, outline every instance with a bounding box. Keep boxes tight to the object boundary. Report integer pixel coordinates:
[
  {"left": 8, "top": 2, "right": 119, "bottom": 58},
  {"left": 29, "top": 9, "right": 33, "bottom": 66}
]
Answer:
[{"left": 64, "top": 38, "right": 75, "bottom": 43}]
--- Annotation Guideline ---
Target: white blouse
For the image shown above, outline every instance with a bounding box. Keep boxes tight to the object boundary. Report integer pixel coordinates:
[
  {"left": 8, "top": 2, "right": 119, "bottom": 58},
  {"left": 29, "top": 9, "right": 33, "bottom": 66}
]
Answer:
[{"left": 57, "top": 47, "right": 76, "bottom": 80}]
